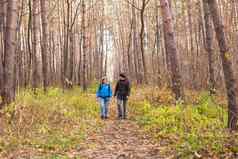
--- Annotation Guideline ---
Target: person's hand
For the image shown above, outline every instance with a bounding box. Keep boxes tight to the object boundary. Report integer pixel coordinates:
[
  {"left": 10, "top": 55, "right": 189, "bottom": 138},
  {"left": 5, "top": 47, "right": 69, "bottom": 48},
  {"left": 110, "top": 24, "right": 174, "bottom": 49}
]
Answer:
[{"left": 96, "top": 97, "right": 100, "bottom": 102}]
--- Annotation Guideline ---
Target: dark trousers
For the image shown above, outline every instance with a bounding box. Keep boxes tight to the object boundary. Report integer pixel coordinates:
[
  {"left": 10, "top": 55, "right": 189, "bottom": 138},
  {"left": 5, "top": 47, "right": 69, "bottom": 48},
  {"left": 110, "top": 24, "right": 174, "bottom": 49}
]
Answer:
[{"left": 117, "top": 98, "right": 127, "bottom": 119}]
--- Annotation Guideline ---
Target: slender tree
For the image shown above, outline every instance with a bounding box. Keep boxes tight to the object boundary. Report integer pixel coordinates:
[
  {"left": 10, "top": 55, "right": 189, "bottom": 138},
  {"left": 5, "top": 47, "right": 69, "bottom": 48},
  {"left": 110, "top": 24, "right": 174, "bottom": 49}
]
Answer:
[
  {"left": 160, "top": 0, "right": 184, "bottom": 100},
  {"left": 155, "top": 2, "right": 161, "bottom": 86},
  {"left": 203, "top": 0, "right": 216, "bottom": 94},
  {"left": 32, "top": 0, "right": 40, "bottom": 89},
  {"left": 207, "top": 0, "right": 238, "bottom": 130},
  {"left": 81, "top": 0, "right": 87, "bottom": 91},
  {"left": 139, "top": 0, "right": 149, "bottom": 84},
  {"left": 40, "top": 0, "right": 49, "bottom": 92},
  {"left": 0, "top": 1, "right": 5, "bottom": 98},
  {"left": 2, "top": 0, "right": 18, "bottom": 105},
  {"left": 27, "top": 0, "right": 32, "bottom": 86}
]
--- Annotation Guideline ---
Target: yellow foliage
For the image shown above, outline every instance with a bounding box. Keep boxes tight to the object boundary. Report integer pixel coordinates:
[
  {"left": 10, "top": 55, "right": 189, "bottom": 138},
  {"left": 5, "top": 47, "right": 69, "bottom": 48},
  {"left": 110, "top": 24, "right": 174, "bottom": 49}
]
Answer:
[
  {"left": 0, "top": 87, "right": 102, "bottom": 157},
  {"left": 224, "top": 52, "right": 232, "bottom": 61}
]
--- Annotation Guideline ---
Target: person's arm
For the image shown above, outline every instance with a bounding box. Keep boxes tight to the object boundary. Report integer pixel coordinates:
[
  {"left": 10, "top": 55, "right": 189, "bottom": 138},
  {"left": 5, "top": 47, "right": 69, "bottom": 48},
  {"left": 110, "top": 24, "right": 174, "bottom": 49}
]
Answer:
[
  {"left": 109, "top": 85, "right": 113, "bottom": 97},
  {"left": 96, "top": 84, "right": 101, "bottom": 98},
  {"left": 114, "top": 82, "right": 119, "bottom": 97},
  {"left": 127, "top": 81, "right": 131, "bottom": 97}
]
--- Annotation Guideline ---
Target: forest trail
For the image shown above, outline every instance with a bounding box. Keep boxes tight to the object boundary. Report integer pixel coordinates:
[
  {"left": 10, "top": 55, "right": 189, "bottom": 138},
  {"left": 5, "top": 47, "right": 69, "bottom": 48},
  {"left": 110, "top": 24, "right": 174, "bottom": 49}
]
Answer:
[{"left": 68, "top": 101, "right": 165, "bottom": 159}]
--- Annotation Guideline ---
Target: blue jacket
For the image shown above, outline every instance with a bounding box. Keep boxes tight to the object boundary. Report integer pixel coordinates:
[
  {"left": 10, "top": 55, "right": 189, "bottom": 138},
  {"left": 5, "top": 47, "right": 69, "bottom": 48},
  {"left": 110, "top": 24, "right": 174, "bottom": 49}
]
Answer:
[{"left": 96, "top": 84, "right": 112, "bottom": 98}]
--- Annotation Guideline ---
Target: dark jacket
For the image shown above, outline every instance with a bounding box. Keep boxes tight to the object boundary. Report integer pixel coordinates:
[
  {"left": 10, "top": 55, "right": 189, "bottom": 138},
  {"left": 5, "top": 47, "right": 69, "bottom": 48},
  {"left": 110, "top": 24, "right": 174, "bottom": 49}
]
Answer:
[{"left": 114, "top": 79, "right": 130, "bottom": 100}]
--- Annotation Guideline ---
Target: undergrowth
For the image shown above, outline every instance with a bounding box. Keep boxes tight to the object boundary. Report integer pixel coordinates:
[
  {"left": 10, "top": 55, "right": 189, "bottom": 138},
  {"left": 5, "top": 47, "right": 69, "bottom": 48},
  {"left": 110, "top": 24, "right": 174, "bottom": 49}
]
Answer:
[
  {"left": 129, "top": 88, "right": 238, "bottom": 158},
  {"left": 0, "top": 87, "right": 101, "bottom": 158},
  {"left": 1, "top": 85, "right": 237, "bottom": 158}
]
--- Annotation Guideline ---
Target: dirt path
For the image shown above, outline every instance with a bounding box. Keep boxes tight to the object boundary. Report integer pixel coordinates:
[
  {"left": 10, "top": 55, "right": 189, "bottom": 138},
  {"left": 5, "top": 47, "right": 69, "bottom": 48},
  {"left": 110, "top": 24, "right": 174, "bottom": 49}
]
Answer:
[{"left": 69, "top": 103, "right": 165, "bottom": 159}]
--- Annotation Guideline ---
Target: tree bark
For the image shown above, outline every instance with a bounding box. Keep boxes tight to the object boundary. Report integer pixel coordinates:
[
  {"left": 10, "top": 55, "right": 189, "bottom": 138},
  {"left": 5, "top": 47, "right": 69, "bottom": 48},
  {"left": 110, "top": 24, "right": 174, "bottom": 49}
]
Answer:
[
  {"left": 0, "top": 1, "right": 5, "bottom": 98},
  {"left": 32, "top": 0, "right": 40, "bottom": 89},
  {"left": 40, "top": 0, "right": 49, "bottom": 92},
  {"left": 81, "top": 0, "right": 87, "bottom": 91},
  {"left": 160, "top": 0, "right": 184, "bottom": 100},
  {"left": 187, "top": 0, "right": 196, "bottom": 89},
  {"left": 155, "top": 2, "right": 161, "bottom": 87},
  {"left": 26, "top": 0, "right": 32, "bottom": 87},
  {"left": 203, "top": 0, "right": 216, "bottom": 94},
  {"left": 131, "top": 0, "right": 139, "bottom": 83},
  {"left": 2, "top": 0, "right": 18, "bottom": 106},
  {"left": 63, "top": 0, "right": 70, "bottom": 88},
  {"left": 207, "top": 0, "right": 238, "bottom": 130},
  {"left": 139, "top": 0, "right": 148, "bottom": 84}
]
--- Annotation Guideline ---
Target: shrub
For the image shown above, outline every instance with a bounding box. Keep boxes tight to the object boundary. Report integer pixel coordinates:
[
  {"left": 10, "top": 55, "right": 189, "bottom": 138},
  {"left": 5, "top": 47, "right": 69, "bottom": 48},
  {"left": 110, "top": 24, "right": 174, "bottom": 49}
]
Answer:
[
  {"left": 0, "top": 87, "right": 102, "bottom": 157},
  {"left": 129, "top": 92, "right": 238, "bottom": 158}
]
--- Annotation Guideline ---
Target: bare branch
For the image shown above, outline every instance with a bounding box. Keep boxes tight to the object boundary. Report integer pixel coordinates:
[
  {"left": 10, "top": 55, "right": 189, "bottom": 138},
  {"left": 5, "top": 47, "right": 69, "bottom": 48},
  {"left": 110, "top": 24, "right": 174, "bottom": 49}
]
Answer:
[
  {"left": 123, "top": 0, "right": 141, "bottom": 11},
  {"left": 145, "top": 0, "right": 151, "bottom": 6},
  {"left": 70, "top": 0, "right": 82, "bottom": 31}
]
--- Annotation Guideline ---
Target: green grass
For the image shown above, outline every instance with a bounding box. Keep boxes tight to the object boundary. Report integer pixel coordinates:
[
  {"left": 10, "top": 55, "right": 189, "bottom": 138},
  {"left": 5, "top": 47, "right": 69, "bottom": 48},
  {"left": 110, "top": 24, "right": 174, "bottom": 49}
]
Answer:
[
  {"left": 0, "top": 87, "right": 102, "bottom": 158},
  {"left": 129, "top": 92, "right": 238, "bottom": 158}
]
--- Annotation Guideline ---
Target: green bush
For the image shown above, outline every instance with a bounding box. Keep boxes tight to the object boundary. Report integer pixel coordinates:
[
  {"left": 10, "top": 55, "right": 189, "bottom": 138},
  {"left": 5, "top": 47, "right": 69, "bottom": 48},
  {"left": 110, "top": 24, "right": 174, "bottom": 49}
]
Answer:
[{"left": 129, "top": 92, "right": 237, "bottom": 157}]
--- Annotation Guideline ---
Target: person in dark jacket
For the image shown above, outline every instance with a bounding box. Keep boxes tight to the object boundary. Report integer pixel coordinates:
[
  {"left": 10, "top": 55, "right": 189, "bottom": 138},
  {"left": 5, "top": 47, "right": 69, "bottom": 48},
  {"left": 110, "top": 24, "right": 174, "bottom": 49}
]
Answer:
[
  {"left": 96, "top": 77, "right": 113, "bottom": 119},
  {"left": 114, "top": 73, "right": 131, "bottom": 119}
]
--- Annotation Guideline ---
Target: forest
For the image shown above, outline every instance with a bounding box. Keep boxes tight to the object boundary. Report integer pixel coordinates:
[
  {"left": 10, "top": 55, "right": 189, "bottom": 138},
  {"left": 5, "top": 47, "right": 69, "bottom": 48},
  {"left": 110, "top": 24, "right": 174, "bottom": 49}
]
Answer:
[{"left": 0, "top": 0, "right": 238, "bottom": 158}]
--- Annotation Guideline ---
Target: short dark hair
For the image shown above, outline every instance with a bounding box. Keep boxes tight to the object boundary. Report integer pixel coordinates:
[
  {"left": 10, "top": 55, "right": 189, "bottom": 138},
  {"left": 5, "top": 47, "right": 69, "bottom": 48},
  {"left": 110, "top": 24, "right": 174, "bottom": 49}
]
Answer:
[{"left": 119, "top": 73, "right": 126, "bottom": 78}]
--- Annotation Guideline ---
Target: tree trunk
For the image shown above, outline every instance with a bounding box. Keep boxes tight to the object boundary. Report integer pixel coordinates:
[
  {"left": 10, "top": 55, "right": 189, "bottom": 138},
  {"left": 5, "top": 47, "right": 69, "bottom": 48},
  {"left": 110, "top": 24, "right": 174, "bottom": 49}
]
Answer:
[
  {"left": 40, "top": 0, "right": 49, "bottom": 92},
  {"left": 139, "top": 0, "right": 148, "bottom": 84},
  {"left": 203, "top": 0, "right": 216, "bottom": 94},
  {"left": 207, "top": 0, "right": 238, "bottom": 130},
  {"left": 2, "top": 0, "right": 18, "bottom": 106},
  {"left": 32, "top": 0, "right": 40, "bottom": 89},
  {"left": 0, "top": 1, "right": 5, "bottom": 98},
  {"left": 77, "top": 31, "right": 82, "bottom": 85},
  {"left": 187, "top": 0, "right": 196, "bottom": 89},
  {"left": 27, "top": 0, "right": 32, "bottom": 87},
  {"left": 63, "top": 0, "right": 70, "bottom": 89},
  {"left": 99, "top": 22, "right": 104, "bottom": 78},
  {"left": 155, "top": 3, "right": 161, "bottom": 87},
  {"left": 131, "top": 0, "right": 139, "bottom": 83},
  {"left": 126, "top": 3, "right": 133, "bottom": 76},
  {"left": 81, "top": 0, "right": 87, "bottom": 91},
  {"left": 160, "top": 0, "right": 184, "bottom": 100}
]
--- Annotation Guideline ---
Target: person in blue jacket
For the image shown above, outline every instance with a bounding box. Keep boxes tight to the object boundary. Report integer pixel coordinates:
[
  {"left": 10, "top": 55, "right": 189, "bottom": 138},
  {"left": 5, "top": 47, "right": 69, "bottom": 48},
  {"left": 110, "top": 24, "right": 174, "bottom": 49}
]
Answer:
[{"left": 96, "top": 77, "right": 113, "bottom": 119}]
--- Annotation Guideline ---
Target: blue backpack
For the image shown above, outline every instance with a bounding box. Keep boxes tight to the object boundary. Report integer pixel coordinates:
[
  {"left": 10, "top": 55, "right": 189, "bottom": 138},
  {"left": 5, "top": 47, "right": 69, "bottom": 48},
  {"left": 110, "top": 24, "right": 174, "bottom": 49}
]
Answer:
[{"left": 98, "top": 84, "right": 111, "bottom": 97}]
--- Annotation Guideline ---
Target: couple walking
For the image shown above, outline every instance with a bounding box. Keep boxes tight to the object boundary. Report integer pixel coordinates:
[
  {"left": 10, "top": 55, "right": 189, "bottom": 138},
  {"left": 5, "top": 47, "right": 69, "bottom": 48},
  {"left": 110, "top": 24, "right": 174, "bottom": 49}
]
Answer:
[{"left": 96, "top": 73, "right": 130, "bottom": 120}]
